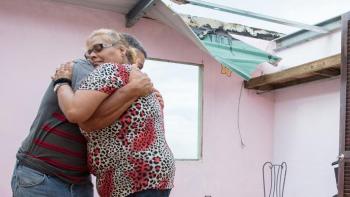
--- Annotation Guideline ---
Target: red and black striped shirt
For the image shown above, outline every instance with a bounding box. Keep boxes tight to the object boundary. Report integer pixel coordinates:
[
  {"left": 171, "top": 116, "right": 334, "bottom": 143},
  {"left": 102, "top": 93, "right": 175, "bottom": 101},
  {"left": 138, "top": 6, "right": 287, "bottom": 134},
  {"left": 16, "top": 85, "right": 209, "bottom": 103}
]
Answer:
[{"left": 16, "top": 59, "right": 94, "bottom": 184}]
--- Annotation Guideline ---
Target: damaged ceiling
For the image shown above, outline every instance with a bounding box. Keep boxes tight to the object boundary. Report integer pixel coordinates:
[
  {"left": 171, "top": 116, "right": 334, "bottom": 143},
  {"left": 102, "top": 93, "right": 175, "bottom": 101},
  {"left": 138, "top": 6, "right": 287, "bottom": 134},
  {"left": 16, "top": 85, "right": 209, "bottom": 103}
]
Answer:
[
  {"left": 180, "top": 15, "right": 285, "bottom": 41},
  {"left": 53, "top": 0, "right": 282, "bottom": 79}
]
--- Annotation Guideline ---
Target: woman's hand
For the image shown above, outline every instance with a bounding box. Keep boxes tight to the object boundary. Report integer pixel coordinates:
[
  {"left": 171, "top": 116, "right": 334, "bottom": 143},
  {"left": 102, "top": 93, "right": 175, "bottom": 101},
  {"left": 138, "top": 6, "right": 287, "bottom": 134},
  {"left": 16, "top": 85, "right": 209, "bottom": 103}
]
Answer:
[
  {"left": 52, "top": 62, "right": 73, "bottom": 80},
  {"left": 129, "top": 64, "right": 153, "bottom": 97},
  {"left": 129, "top": 65, "right": 163, "bottom": 109}
]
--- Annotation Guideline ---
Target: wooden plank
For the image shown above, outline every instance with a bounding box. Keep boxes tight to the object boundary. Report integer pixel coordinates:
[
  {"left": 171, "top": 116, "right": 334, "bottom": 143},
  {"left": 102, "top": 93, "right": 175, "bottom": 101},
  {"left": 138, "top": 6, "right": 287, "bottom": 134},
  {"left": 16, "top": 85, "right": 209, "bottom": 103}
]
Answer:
[
  {"left": 244, "top": 54, "right": 341, "bottom": 91},
  {"left": 126, "top": 0, "right": 159, "bottom": 28}
]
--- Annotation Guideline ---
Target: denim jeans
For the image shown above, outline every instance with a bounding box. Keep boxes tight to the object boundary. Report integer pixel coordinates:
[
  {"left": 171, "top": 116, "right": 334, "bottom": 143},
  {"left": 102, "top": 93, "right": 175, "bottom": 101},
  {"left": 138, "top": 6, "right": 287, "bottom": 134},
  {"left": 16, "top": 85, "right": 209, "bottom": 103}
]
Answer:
[
  {"left": 127, "top": 189, "right": 171, "bottom": 197},
  {"left": 11, "top": 161, "right": 93, "bottom": 197}
]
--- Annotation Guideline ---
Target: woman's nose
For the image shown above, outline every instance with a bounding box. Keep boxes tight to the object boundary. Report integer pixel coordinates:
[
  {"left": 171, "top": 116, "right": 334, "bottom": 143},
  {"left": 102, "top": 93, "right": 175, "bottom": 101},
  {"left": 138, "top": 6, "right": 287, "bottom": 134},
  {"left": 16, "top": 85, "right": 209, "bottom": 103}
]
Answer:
[{"left": 90, "top": 51, "right": 97, "bottom": 60}]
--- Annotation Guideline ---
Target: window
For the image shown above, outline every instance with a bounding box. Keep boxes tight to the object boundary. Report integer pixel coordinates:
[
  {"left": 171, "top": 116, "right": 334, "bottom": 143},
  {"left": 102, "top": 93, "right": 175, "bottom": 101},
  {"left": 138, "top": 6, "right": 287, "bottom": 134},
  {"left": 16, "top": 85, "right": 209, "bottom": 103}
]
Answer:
[{"left": 143, "top": 59, "right": 202, "bottom": 160}]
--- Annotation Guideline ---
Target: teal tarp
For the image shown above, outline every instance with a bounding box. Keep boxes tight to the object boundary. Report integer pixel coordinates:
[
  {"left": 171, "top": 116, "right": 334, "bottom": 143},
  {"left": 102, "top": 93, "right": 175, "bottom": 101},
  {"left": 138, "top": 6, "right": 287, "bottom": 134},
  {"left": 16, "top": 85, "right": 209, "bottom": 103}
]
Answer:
[{"left": 199, "top": 34, "right": 281, "bottom": 80}]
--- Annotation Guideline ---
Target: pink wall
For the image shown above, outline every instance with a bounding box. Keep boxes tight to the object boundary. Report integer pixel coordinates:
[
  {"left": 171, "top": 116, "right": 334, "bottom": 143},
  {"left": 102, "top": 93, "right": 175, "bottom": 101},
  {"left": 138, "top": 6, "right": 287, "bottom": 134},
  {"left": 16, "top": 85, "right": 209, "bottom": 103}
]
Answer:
[
  {"left": 272, "top": 30, "right": 341, "bottom": 196},
  {"left": 0, "top": 0, "right": 274, "bottom": 196},
  {"left": 273, "top": 79, "right": 339, "bottom": 197}
]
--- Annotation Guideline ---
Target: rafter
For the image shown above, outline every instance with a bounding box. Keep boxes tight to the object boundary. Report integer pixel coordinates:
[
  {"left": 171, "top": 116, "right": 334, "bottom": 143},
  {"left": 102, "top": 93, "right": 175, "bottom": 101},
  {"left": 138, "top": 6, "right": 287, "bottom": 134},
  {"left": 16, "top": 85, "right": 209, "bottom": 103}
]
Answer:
[
  {"left": 126, "top": 0, "right": 159, "bottom": 28},
  {"left": 244, "top": 54, "right": 341, "bottom": 91}
]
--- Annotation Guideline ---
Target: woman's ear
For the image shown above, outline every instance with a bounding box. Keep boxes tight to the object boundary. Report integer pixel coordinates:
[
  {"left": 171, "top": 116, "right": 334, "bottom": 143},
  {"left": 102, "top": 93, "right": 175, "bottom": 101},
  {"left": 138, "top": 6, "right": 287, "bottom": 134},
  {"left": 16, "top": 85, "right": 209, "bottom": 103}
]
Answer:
[
  {"left": 126, "top": 48, "right": 138, "bottom": 65},
  {"left": 118, "top": 45, "right": 130, "bottom": 64},
  {"left": 119, "top": 45, "right": 128, "bottom": 56}
]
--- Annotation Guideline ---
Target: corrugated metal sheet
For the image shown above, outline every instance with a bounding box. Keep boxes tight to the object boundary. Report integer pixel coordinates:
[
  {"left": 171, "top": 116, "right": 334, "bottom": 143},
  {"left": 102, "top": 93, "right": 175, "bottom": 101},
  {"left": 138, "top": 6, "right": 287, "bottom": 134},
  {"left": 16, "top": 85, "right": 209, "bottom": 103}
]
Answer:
[
  {"left": 147, "top": 3, "right": 281, "bottom": 79},
  {"left": 180, "top": 15, "right": 284, "bottom": 41}
]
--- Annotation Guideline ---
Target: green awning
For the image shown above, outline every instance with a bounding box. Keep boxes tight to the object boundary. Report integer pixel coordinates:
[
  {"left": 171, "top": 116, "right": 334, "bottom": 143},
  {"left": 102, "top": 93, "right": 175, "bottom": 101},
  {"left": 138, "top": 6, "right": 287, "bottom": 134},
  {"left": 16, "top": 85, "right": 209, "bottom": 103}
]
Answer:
[{"left": 198, "top": 33, "right": 281, "bottom": 80}]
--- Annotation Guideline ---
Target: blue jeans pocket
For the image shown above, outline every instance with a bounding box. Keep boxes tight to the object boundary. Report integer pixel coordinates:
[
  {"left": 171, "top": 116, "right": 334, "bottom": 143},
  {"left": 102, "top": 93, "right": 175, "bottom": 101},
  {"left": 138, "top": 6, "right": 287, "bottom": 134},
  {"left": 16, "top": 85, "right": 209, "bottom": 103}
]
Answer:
[{"left": 16, "top": 165, "right": 46, "bottom": 187}]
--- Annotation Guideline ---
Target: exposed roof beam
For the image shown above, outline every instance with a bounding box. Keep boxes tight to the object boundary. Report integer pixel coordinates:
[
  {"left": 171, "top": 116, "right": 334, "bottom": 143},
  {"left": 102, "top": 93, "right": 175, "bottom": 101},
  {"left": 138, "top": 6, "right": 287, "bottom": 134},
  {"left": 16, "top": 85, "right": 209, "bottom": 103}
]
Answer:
[
  {"left": 126, "top": 0, "right": 159, "bottom": 28},
  {"left": 171, "top": 0, "right": 329, "bottom": 33},
  {"left": 244, "top": 54, "right": 341, "bottom": 91},
  {"left": 181, "top": 15, "right": 285, "bottom": 41},
  {"left": 274, "top": 16, "right": 341, "bottom": 51}
]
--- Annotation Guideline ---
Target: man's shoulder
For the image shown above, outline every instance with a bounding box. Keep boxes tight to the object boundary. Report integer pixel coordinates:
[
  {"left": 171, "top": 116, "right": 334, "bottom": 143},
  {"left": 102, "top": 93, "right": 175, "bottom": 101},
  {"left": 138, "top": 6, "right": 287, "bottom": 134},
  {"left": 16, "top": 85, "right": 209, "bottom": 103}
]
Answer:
[
  {"left": 71, "top": 59, "right": 94, "bottom": 89},
  {"left": 73, "top": 59, "right": 94, "bottom": 72}
]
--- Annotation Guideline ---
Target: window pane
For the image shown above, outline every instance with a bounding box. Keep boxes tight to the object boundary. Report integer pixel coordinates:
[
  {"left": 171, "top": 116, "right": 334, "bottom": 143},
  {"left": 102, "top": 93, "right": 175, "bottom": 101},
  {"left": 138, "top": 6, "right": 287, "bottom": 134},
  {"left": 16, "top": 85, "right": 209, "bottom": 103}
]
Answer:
[{"left": 143, "top": 59, "right": 202, "bottom": 160}]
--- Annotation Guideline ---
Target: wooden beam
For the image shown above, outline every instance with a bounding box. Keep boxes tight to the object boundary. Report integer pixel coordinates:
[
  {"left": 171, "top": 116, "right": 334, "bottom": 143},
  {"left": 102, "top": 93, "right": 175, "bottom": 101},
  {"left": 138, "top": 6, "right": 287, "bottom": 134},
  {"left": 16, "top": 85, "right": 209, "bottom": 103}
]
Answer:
[
  {"left": 126, "top": 0, "right": 158, "bottom": 28},
  {"left": 244, "top": 54, "right": 341, "bottom": 91}
]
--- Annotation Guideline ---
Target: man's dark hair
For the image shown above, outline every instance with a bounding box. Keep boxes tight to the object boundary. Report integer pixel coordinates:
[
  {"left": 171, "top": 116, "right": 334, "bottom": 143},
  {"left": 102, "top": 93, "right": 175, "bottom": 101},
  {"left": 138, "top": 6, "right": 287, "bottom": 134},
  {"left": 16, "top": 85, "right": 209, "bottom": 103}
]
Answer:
[{"left": 122, "top": 33, "right": 147, "bottom": 58}]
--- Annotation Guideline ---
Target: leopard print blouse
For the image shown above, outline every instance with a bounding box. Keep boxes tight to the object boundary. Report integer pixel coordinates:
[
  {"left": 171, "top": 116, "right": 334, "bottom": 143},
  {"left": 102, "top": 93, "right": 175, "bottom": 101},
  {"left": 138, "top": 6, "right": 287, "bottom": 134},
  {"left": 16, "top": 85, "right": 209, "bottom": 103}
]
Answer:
[{"left": 79, "top": 63, "right": 175, "bottom": 197}]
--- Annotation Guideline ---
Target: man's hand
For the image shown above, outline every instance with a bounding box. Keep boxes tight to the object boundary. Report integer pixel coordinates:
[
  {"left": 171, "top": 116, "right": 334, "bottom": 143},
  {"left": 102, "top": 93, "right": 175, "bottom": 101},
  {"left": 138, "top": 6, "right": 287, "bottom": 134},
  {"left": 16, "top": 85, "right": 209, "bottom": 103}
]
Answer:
[
  {"left": 153, "top": 89, "right": 164, "bottom": 109},
  {"left": 129, "top": 64, "right": 153, "bottom": 97}
]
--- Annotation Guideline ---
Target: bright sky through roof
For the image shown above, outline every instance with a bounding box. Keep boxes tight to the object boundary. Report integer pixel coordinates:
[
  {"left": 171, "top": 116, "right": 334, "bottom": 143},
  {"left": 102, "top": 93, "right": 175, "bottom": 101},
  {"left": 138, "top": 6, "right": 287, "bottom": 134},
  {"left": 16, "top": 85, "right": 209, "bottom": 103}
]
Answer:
[{"left": 162, "top": 0, "right": 350, "bottom": 34}]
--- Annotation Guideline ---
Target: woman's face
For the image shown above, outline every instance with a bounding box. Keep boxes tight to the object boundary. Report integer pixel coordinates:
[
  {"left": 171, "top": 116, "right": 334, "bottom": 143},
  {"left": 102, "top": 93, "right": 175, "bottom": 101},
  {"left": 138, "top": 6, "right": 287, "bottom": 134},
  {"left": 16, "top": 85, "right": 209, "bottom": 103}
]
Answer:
[{"left": 86, "top": 35, "right": 128, "bottom": 66}]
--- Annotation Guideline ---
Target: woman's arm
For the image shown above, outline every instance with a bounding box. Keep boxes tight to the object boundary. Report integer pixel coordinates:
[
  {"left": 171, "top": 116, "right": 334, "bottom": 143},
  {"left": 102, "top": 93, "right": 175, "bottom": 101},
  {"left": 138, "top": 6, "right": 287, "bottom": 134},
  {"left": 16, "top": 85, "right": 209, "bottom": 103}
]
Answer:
[
  {"left": 54, "top": 62, "right": 129, "bottom": 124},
  {"left": 54, "top": 62, "right": 109, "bottom": 123},
  {"left": 57, "top": 85, "right": 108, "bottom": 123},
  {"left": 79, "top": 65, "right": 154, "bottom": 131},
  {"left": 79, "top": 84, "right": 139, "bottom": 131}
]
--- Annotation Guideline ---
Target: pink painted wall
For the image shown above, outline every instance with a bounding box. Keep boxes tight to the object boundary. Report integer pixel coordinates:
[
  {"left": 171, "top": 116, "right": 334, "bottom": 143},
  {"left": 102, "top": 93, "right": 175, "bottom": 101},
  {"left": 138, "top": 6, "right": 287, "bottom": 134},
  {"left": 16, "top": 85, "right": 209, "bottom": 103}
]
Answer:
[
  {"left": 272, "top": 32, "right": 341, "bottom": 196},
  {"left": 0, "top": 0, "right": 274, "bottom": 196},
  {"left": 273, "top": 79, "right": 339, "bottom": 197}
]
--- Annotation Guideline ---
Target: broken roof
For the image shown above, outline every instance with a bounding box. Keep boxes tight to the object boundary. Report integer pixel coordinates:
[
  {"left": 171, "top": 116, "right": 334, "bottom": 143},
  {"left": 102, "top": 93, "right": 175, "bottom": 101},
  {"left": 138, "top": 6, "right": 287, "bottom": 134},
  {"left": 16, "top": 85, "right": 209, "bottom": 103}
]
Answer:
[{"left": 54, "top": 0, "right": 282, "bottom": 79}]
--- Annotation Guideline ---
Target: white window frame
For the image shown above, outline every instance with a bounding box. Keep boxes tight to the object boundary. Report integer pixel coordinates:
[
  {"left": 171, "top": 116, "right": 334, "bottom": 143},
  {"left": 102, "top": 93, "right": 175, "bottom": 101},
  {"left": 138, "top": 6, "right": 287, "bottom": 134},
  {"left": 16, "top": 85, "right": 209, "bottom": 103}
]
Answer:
[{"left": 143, "top": 58, "right": 203, "bottom": 160}]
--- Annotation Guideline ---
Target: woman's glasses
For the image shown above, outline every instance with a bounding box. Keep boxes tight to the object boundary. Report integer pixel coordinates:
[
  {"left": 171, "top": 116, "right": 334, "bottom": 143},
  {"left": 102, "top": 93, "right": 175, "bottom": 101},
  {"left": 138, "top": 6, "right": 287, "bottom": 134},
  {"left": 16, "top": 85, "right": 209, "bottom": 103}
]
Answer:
[{"left": 84, "top": 43, "right": 116, "bottom": 59}]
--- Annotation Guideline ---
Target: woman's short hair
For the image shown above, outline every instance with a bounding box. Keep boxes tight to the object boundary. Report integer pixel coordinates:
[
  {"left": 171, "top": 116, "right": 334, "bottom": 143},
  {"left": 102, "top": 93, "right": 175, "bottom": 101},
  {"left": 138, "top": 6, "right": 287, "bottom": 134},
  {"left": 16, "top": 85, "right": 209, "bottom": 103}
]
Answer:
[
  {"left": 86, "top": 28, "right": 129, "bottom": 49},
  {"left": 86, "top": 29, "right": 146, "bottom": 65}
]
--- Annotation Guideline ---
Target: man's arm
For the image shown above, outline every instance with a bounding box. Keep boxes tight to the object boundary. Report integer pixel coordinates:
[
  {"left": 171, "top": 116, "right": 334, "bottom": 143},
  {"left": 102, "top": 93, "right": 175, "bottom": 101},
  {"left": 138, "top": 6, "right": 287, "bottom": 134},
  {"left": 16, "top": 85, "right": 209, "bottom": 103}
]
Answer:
[
  {"left": 153, "top": 88, "right": 164, "bottom": 109},
  {"left": 79, "top": 66, "right": 153, "bottom": 132}
]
